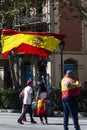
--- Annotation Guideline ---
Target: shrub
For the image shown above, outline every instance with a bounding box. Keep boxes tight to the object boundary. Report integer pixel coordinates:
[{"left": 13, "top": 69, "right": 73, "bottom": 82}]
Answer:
[
  {"left": 0, "top": 88, "right": 21, "bottom": 109},
  {"left": 50, "top": 89, "right": 63, "bottom": 111},
  {"left": 78, "top": 87, "right": 87, "bottom": 112},
  {"left": 51, "top": 87, "right": 87, "bottom": 112},
  {"left": 0, "top": 87, "right": 87, "bottom": 112}
]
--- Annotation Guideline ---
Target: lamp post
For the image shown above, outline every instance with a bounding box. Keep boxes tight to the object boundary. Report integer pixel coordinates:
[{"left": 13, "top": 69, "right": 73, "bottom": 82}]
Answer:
[{"left": 59, "top": 41, "right": 65, "bottom": 80}]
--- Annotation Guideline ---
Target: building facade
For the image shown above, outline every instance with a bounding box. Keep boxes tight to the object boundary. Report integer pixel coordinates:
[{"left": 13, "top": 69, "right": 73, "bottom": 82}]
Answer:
[
  {"left": 0, "top": 0, "right": 87, "bottom": 89},
  {"left": 50, "top": 0, "right": 87, "bottom": 88}
]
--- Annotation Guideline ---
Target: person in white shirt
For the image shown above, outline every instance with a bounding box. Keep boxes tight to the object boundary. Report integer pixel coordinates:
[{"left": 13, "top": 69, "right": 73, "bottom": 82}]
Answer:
[{"left": 17, "top": 80, "right": 37, "bottom": 124}]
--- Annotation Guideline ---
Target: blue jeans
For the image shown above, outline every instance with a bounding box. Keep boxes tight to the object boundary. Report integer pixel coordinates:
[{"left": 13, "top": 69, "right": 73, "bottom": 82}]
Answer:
[
  {"left": 62, "top": 97, "right": 81, "bottom": 130},
  {"left": 18, "top": 104, "right": 34, "bottom": 122}
]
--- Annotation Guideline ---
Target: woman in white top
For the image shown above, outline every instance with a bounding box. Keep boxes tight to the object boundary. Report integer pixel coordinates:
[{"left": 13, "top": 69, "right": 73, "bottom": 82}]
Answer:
[{"left": 36, "top": 82, "right": 48, "bottom": 124}]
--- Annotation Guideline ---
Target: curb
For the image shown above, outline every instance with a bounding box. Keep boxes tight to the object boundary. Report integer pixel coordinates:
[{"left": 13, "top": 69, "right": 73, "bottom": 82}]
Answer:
[
  {"left": 0, "top": 109, "right": 21, "bottom": 113},
  {"left": 0, "top": 109, "right": 87, "bottom": 117}
]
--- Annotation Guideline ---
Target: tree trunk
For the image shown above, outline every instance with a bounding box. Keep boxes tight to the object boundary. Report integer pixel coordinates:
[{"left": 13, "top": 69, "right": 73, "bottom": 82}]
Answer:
[{"left": 8, "top": 53, "right": 19, "bottom": 89}]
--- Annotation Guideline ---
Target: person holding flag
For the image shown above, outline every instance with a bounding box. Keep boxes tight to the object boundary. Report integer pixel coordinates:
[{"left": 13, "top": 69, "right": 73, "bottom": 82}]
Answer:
[{"left": 61, "top": 70, "right": 81, "bottom": 130}]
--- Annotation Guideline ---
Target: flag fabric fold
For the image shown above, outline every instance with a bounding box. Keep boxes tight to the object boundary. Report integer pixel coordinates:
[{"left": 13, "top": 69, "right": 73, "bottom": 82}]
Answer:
[{"left": 1, "top": 29, "right": 65, "bottom": 58}]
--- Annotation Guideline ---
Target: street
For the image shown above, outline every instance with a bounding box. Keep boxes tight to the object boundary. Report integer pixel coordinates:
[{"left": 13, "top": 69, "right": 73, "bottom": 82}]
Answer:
[{"left": 0, "top": 112, "right": 87, "bottom": 130}]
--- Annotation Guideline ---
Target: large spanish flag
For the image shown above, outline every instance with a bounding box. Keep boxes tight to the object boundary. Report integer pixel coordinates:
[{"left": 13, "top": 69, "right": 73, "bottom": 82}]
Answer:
[{"left": 1, "top": 29, "right": 65, "bottom": 59}]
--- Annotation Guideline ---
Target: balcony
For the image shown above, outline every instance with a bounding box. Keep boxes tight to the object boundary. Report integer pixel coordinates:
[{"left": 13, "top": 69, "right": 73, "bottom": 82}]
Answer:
[{"left": 14, "top": 16, "right": 42, "bottom": 28}]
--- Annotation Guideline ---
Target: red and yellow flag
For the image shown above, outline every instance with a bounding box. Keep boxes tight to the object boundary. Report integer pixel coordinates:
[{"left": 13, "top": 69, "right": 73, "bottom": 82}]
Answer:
[{"left": 1, "top": 29, "right": 65, "bottom": 58}]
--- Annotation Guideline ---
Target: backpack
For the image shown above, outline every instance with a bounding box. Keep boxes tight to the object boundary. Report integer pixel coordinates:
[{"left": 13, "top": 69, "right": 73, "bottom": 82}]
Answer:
[{"left": 19, "top": 90, "right": 24, "bottom": 101}]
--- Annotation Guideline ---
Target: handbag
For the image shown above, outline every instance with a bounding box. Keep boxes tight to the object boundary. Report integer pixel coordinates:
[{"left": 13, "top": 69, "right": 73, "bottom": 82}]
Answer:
[{"left": 32, "top": 100, "right": 37, "bottom": 109}]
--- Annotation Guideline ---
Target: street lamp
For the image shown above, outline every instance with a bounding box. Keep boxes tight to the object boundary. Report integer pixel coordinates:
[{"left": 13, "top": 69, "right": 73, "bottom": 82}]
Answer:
[{"left": 59, "top": 41, "right": 65, "bottom": 80}]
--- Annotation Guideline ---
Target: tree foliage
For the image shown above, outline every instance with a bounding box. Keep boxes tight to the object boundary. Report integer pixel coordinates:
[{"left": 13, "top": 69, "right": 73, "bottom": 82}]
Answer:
[
  {"left": 0, "top": 0, "right": 87, "bottom": 28},
  {"left": 0, "top": 0, "right": 46, "bottom": 28}
]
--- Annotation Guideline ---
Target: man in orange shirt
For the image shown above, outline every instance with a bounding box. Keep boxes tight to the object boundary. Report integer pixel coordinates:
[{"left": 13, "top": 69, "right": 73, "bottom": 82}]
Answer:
[{"left": 61, "top": 70, "right": 81, "bottom": 130}]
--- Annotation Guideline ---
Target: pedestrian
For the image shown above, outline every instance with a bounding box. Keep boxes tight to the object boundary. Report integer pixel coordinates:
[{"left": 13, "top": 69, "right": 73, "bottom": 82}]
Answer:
[
  {"left": 17, "top": 80, "right": 37, "bottom": 124},
  {"left": 36, "top": 82, "right": 48, "bottom": 124},
  {"left": 19, "top": 89, "right": 27, "bottom": 121},
  {"left": 61, "top": 70, "right": 81, "bottom": 130}
]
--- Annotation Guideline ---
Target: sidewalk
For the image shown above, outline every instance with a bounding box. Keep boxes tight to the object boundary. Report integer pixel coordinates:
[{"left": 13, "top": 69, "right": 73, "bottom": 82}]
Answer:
[{"left": 0, "top": 111, "right": 87, "bottom": 130}]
